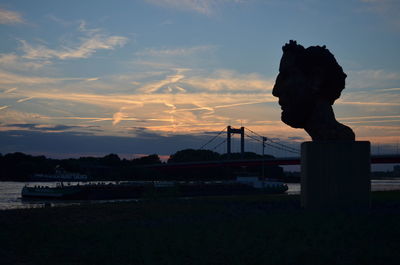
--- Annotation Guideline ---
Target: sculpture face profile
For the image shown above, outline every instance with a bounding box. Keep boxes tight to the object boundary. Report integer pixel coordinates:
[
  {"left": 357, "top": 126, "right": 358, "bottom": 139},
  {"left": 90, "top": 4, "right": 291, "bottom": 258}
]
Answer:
[{"left": 273, "top": 40, "right": 355, "bottom": 141}]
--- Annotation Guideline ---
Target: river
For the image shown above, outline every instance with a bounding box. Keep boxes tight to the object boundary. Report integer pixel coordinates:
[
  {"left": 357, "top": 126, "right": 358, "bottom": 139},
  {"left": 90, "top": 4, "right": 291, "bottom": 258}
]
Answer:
[{"left": 1, "top": 180, "right": 400, "bottom": 210}]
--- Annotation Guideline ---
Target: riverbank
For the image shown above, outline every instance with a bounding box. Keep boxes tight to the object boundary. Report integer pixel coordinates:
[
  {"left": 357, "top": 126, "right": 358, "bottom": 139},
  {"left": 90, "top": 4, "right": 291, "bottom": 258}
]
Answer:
[{"left": 1, "top": 192, "right": 400, "bottom": 265}]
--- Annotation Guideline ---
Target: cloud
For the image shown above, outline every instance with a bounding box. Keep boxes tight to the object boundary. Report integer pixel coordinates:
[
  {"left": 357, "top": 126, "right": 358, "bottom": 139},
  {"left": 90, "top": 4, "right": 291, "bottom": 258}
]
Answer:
[
  {"left": 360, "top": 0, "right": 400, "bottom": 29},
  {"left": 0, "top": 20, "right": 127, "bottom": 80},
  {"left": 2, "top": 85, "right": 277, "bottom": 134},
  {"left": 183, "top": 71, "right": 274, "bottom": 92},
  {"left": 3, "top": 87, "right": 17, "bottom": 93},
  {"left": 336, "top": 100, "right": 400, "bottom": 106},
  {"left": 112, "top": 111, "right": 125, "bottom": 126},
  {"left": 136, "top": 45, "right": 216, "bottom": 57},
  {"left": 338, "top": 115, "right": 400, "bottom": 121},
  {"left": 5, "top": 123, "right": 37, "bottom": 129},
  {"left": 0, "top": 8, "right": 24, "bottom": 24},
  {"left": 145, "top": 0, "right": 245, "bottom": 15},
  {"left": 133, "top": 45, "right": 216, "bottom": 72},
  {"left": 338, "top": 88, "right": 400, "bottom": 107},
  {"left": 347, "top": 69, "right": 400, "bottom": 89},
  {"left": 0, "top": 105, "right": 9, "bottom": 110},
  {"left": 0, "top": 66, "right": 280, "bottom": 137},
  {"left": 345, "top": 119, "right": 400, "bottom": 124},
  {"left": 287, "top": 136, "right": 305, "bottom": 141},
  {"left": 0, "top": 70, "right": 102, "bottom": 85},
  {"left": 381, "top": 87, "right": 400, "bottom": 91},
  {"left": 1, "top": 63, "right": 396, "bottom": 148},
  {"left": 128, "top": 68, "right": 273, "bottom": 94},
  {"left": 2, "top": 123, "right": 90, "bottom": 134},
  {"left": 138, "top": 69, "right": 186, "bottom": 93},
  {"left": 86, "top": 77, "right": 99, "bottom": 81},
  {"left": 0, "top": 70, "right": 60, "bottom": 85},
  {"left": 16, "top": 97, "right": 34, "bottom": 103},
  {"left": 0, "top": 109, "right": 51, "bottom": 126},
  {"left": 0, "top": 129, "right": 210, "bottom": 157},
  {"left": 214, "top": 100, "right": 272, "bottom": 109},
  {"left": 0, "top": 53, "right": 49, "bottom": 70},
  {"left": 17, "top": 21, "right": 127, "bottom": 61},
  {"left": 20, "top": 35, "right": 128, "bottom": 60}
]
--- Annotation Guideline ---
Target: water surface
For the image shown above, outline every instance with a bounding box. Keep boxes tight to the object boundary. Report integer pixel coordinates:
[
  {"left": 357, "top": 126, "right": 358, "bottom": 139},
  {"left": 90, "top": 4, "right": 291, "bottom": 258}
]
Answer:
[{"left": 1, "top": 180, "right": 399, "bottom": 210}]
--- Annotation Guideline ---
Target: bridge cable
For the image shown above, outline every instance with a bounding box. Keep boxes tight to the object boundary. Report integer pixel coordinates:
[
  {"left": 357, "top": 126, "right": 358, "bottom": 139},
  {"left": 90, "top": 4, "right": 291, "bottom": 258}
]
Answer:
[
  {"left": 245, "top": 127, "right": 299, "bottom": 152},
  {"left": 245, "top": 127, "right": 264, "bottom": 138},
  {"left": 245, "top": 133, "right": 299, "bottom": 154},
  {"left": 267, "top": 138, "right": 299, "bottom": 152},
  {"left": 212, "top": 139, "right": 227, "bottom": 151},
  {"left": 199, "top": 127, "right": 226, "bottom": 150}
]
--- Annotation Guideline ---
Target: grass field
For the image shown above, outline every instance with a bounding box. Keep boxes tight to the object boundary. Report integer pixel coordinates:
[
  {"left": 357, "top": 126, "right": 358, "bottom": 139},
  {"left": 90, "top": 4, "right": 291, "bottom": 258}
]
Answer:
[{"left": 1, "top": 192, "right": 400, "bottom": 265}]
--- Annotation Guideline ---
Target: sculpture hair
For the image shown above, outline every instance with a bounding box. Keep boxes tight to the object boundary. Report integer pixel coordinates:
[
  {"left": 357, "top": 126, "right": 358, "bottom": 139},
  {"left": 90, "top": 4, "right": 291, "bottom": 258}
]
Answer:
[{"left": 282, "top": 40, "right": 347, "bottom": 105}]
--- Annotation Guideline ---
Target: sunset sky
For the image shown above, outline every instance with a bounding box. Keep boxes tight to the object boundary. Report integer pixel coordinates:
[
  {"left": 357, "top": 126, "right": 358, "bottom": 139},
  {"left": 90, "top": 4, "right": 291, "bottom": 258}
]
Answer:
[{"left": 0, "top": 0, "right": 399, "bottom": 159}]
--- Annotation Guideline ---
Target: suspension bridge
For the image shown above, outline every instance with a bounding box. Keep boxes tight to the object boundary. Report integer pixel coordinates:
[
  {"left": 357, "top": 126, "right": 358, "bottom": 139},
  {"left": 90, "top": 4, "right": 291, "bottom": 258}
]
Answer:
[
  {"left": 199, "top": 126, "right": 300, "bottom": 158},
  {"left": 152, "top": 125, "right": 400, "bottom": 170}
]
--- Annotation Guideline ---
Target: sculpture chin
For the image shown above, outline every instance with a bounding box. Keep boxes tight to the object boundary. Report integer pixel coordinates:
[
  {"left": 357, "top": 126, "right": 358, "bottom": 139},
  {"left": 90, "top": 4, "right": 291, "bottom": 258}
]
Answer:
[
  {"left": 281, "top": 110, "right": 306, "bottom": 129},
  {"left": 305, "top": 122, "right": 355, "bottom": 141}
]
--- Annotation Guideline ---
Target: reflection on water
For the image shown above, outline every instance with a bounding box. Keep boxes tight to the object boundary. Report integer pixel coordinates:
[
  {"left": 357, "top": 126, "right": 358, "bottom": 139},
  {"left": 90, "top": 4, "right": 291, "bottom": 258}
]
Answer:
[
  {"left": 1, "top": 179, "right": 400, "bottom": 210},
  {"left": 286, "top": 183, "right": 301, "bottom": 195},
  {"left": 371, "top": 179, "right": 400, "bottom": 191}
]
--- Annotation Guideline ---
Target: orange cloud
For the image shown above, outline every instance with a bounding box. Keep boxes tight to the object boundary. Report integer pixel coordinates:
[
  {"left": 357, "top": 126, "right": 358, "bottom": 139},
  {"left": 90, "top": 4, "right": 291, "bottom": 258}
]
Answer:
[{"left": 0, "top": 8, "right": 24, "bottom": 24}]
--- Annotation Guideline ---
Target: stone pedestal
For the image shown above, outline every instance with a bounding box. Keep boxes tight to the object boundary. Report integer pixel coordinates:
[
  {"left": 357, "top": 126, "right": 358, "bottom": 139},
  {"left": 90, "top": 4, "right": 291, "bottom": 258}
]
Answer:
[{"left": 301, "top": 141, "right": 371, "bottom": 210}]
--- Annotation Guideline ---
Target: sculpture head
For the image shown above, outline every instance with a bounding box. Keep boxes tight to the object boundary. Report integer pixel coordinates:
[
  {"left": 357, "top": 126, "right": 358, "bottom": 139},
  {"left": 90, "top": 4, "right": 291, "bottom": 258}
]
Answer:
[{"left": 272, "top": 40, "right": 347, "bottom": 129}]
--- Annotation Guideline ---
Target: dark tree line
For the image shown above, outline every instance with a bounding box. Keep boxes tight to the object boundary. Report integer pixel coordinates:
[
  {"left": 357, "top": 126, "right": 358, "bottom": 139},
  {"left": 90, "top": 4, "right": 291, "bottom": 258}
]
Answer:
[
  {"left": 165, "top": 149, "right": 283, "bottom": 180},
  {"left": 0, "top": 152, "right": 161, "bottom": 181},
  {"left": 0, "top": 149, "right": 284, "bottom": 181}
]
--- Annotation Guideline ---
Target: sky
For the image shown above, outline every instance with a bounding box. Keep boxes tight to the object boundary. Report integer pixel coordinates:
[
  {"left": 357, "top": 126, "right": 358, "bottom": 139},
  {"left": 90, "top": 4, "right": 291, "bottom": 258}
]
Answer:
[{"left": 0, "top": 0, "right": 399, "bottom": 161}]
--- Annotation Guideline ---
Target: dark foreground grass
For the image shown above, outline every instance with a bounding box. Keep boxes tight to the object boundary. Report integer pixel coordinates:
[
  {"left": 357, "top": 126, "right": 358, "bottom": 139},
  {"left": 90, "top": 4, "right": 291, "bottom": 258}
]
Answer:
[{"left": 1, "top": 192, "right": 400, "bottom": 265}]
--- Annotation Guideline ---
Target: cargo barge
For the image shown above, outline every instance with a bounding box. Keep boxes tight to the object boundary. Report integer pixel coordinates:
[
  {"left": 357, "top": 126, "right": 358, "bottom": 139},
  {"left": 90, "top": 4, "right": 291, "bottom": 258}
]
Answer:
[{"left": 22, "top": 178, "right": 288, "bottom": 200}]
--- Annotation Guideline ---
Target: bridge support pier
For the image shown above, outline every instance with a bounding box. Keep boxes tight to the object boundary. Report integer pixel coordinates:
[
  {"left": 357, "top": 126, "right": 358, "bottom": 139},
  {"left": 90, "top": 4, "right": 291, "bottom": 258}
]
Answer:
[
  {"left": 227, "top": 126, "right": 245, "bottom": 158},
  {"left": 301, "top": 141, "right": 371, "bottom": 210}
]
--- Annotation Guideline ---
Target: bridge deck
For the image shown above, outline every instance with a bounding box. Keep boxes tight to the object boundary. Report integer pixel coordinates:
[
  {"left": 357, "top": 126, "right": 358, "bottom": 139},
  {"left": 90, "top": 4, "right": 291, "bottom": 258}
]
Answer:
[{"left": 151, "top": 154, "right": 400, "bottom": 169}]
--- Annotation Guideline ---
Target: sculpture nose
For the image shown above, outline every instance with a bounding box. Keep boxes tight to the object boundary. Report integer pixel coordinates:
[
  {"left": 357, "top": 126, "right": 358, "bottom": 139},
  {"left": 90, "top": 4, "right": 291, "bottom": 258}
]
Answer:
[
  {"left": 272, "top": 84, "right": 280, "bottom": 97},
  {"left": 272, "top": 73, "right": 283, "bottom": 97}
]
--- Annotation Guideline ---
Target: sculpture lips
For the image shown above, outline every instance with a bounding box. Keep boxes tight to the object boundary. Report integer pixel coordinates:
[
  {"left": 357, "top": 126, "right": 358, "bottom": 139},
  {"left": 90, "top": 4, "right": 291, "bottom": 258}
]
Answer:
[{"left": 278, "top": 99, "right": 287, "bottom": 109}]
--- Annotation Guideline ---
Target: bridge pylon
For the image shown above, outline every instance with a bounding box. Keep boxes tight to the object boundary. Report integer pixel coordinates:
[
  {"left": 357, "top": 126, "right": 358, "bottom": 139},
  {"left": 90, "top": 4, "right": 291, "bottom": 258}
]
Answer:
[{"left": 227, "top": 126, "right": 245, "bottom": 159}]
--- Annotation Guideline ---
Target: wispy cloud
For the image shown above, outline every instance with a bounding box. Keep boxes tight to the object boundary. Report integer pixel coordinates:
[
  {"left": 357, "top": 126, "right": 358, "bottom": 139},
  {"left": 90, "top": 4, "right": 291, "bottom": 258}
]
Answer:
[
  {"left": 0, "top": 61, "right": 397, "bottom": 146},
  {"left": 0, "top": 70, "right": 100, "bottom": 85},
  {"left": 20, "top": 35, "right": 127, "bottom": 60},
  {"left": 0, "top": 70, "right": 61, "bottom": 85},
  {"left": 0, "top": 105, "right": 9, "bottom": 110},
  {"left": 381, "top": 87, "right": 400, "bottom": 91},
  {"left": 345, "top": 119, "right": 400, "bottom": 124},
  {"left": 0, "top": 66, "right": 280, "bottom": 137},
  {"left": 131, "top": 69, "right": 273, "bottom": 94},
  {"left": 347, "top": 69, "right": 400, "bottom": 89},
  {"left": 337, "top": 100, "right": 400, "bottom": 106},
  {"left": 16, "top": 97, "right": 34, "bottom": 103},
  {"left": 0, "top": 8, "right": 24, "bottom": 24},
  {"left": 183, "top": 70, "right": 274, "bottom": 92},
  {"left": 3, "top": 87, "right": 17, "bottom": 93},
  {"left": 0, "top": 53, "right": 49, "bottom": 70},
  {"left": 338, "top": 88, "right": 400, "bottom": 108},
  {"left": 338, "top": 115, "right": 400, "bottom": 121},
  {"left": 18, "top": 21, "right": 128, "bottom": 61},
  {"left": 360, "top": 0, "right": 400, "bottom": 29},
  {"left": 145, "top": 0, "right": 246, "bottom": 15},
  {"left": 1, "top": 123, "right": 94, "bottom": 134},
  {"left": 133, "top": 45, "right": 217, "bottom": 73},
  {"left": 138, "top": 69, "right": 187, "bottom": 93},
  {"left": 136, "top": 45, "right": 216, "bottom": 57},
  {"left": 112, "top": 111, "right": 125, "bottom": 126}
]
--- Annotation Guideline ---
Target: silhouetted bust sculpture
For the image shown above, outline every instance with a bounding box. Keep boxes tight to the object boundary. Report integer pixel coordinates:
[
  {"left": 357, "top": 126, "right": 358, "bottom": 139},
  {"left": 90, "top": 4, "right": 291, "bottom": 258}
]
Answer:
[{"left": 273, "top": 40, "right": 355, "bottom": 141}]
